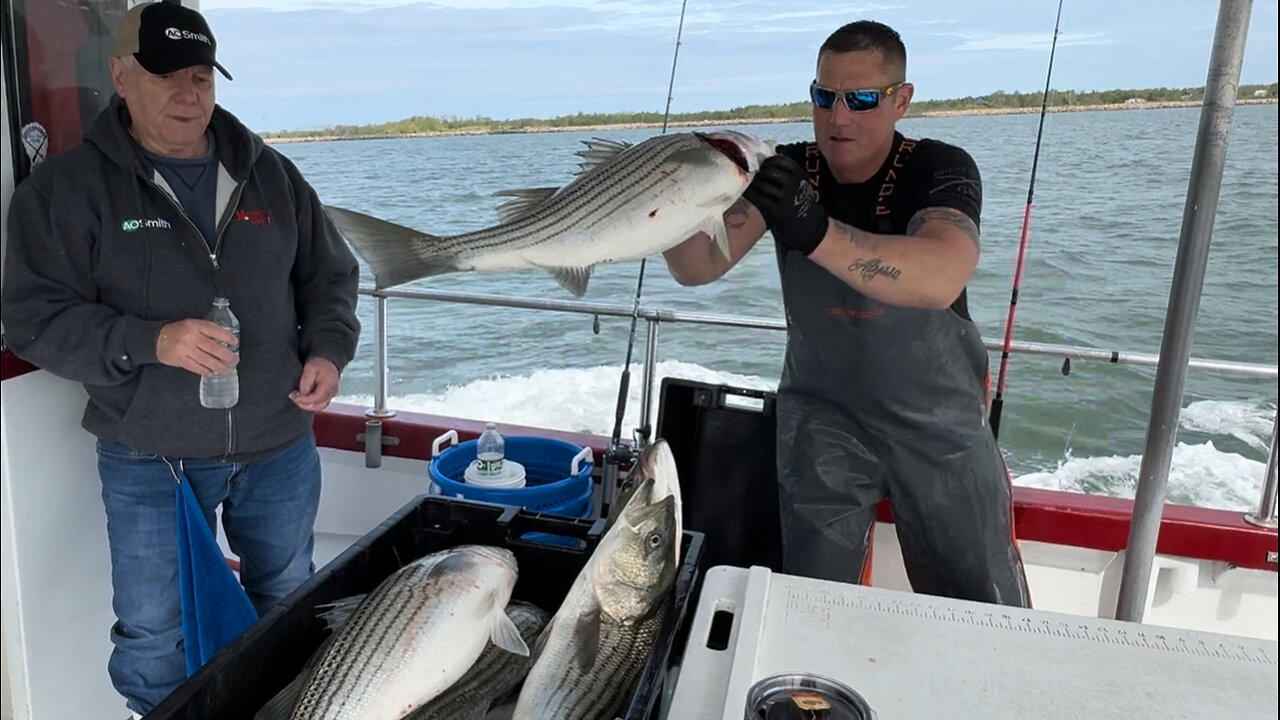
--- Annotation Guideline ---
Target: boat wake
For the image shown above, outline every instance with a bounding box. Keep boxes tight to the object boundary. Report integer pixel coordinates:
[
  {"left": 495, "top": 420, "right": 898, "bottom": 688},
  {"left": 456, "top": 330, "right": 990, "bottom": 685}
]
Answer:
[
  {"left": 1016, "top": 400, "right": 1275, "bottom": 511},
  {"left": 336, "top": 366, "right": 1274, "bottom": 512},
  {"left": 337, "top": 360, "right": 772, "bottom": 436}
]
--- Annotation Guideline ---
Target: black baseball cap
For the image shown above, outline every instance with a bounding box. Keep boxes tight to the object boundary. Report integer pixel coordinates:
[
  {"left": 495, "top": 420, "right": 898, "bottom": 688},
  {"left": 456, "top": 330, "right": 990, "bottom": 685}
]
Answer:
[{"left": 114, "top": 1, "right": 232, "bottom": 80}]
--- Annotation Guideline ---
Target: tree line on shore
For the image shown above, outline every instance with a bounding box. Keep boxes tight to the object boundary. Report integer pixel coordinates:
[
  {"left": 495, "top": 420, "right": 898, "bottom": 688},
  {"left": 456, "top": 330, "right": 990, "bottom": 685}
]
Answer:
[{"left": 261, "top": 83, "right": 1279, "bottom": 139}]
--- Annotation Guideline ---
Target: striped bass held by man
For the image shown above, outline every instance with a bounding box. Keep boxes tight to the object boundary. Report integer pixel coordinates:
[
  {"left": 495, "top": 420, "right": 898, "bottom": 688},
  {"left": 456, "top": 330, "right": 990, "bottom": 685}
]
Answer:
[{"left": 322, "top": 130, "right": 775, "bottom": 296}]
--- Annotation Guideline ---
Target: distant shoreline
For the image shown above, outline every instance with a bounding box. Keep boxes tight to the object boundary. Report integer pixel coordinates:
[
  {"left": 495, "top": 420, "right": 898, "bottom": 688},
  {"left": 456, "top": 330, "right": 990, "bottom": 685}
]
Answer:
[{"left": 262, "top": 97, "right": 1277, "bottom": 145}]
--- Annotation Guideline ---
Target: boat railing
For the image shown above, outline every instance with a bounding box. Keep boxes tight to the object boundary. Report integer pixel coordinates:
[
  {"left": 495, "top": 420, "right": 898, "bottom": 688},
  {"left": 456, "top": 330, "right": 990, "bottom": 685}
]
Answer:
[{"left": 355, "top": 283, "right": 1279, "bottom": 531}]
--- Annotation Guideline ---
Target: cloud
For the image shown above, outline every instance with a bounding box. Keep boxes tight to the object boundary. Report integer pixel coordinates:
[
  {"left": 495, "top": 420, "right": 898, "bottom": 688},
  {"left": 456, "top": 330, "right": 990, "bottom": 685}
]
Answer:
[
  {"left": 756, "top": 5, "right": 903, "bottom": 23},
  {"left": 205, "top": 0, "right": 900, "bottom": 34},
  {"left": 548, "top": 5, "right": 817, "bottom": 35},
  {"left": 203, "top": 0, "right": 398, "bottom": 9},
  {"left": 205, "top": 0, "right": 618, "bottom": 8},
  {"left": 195, "top": 0, "right": 1276, "bottom": 130},
  {"left": 939, "top": 30, "right": 1115, "bottom": 52}
]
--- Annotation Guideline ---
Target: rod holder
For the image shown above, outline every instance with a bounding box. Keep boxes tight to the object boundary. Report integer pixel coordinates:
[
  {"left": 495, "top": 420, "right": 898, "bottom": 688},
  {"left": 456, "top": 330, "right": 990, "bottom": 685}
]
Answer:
[{"left": 357, "top": 420, "right": 401, "bottom": 469}]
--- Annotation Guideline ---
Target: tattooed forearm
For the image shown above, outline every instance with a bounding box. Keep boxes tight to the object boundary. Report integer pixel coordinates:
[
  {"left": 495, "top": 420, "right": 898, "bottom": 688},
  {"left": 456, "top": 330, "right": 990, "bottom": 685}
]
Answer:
[
  {"left": 906, "top": 207, "right": 980, "bottom": 250},
  {"left": 723, "top": 196, "right": 751, "bottom": 230}
]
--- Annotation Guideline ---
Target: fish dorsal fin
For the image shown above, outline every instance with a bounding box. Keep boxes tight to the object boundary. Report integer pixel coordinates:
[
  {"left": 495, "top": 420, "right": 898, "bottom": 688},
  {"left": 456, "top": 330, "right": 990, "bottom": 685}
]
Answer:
[
  {"left": 493, "top": 187, "right": 560, "bottom": 224},
  {"left": 315, "top": 593, "right": 367, "bottom": 631},
  {"left": 551, "top": 266, "right": 592, "bottom": 297},
  {"left": 488, "top": 589, "right": 531, "bottom": 657},
  {"left": 575, "top": 137, "right": 631, "bottom": 175},
  {"left": 571, "top": 602, "right": 603, "bottom": 675}
]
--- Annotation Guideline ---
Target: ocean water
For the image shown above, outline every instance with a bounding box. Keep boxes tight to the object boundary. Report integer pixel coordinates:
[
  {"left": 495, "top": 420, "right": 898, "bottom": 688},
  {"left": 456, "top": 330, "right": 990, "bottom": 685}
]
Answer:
[{"left": 274, "top": 104, "right": 1279, "bottom": 513}]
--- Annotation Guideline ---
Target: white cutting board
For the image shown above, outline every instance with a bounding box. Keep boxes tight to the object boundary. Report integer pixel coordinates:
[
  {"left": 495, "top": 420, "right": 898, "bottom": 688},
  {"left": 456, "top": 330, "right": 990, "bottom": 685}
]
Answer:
[{"left": 666, "top": 566, "right": 1279, "bottom": 720}]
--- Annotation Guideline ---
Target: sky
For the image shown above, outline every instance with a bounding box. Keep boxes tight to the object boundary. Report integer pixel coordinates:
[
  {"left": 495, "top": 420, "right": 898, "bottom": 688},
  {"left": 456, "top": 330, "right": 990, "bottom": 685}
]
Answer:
[{"left": 194, "top": 0, "right": 1280, "bottom": 132}]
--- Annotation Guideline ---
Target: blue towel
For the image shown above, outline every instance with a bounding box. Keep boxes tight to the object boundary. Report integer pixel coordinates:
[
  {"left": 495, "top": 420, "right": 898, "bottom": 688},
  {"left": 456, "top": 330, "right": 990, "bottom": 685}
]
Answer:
[{"left": 175, "top": 475, "right": 259, "bottom": 675}]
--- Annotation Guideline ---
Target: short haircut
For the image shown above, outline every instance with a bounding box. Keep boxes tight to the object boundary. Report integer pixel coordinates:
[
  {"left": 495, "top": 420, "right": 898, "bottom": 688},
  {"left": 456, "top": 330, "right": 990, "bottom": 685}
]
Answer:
[{"left": 818, "top": 20, "right": 907, "bottom": 77}]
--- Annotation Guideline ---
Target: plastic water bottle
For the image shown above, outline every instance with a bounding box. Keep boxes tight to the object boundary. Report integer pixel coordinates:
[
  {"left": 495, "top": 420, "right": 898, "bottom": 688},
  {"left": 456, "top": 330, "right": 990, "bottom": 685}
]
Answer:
[
  {"left": 199, "top": 297, "right": 240, "bottom": 409},
  {"left": 476, "top": 422, "right": 505, "bottom": 476}
]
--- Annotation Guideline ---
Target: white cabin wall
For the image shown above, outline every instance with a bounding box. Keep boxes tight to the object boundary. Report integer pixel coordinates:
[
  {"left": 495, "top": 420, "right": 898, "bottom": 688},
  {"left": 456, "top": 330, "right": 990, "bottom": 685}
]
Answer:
[{"left": 1, "top": 372, "right": 120, "bottom": 719}]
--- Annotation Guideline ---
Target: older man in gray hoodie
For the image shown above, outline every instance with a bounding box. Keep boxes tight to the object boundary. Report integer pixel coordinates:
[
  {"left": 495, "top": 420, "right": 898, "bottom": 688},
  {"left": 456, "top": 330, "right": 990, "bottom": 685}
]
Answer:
[{"left": 1, "top": 1, "right": 361, "bottom": 714}]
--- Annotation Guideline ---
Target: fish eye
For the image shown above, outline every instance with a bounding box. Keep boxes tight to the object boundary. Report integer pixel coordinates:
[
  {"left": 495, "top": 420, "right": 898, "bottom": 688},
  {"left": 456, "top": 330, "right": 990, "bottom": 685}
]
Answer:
[{"left": 647, "top": 532, "right": 662, "bottom": 548}]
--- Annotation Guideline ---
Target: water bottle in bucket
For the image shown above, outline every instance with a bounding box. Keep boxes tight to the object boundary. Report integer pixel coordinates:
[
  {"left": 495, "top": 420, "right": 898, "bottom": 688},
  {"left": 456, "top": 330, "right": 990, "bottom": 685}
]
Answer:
[
  {"left": 476, "top": 423, "right": 505, "bottom": 475},
  {"left": 466, "top": 423, "right": 526, "bottom": 488}
]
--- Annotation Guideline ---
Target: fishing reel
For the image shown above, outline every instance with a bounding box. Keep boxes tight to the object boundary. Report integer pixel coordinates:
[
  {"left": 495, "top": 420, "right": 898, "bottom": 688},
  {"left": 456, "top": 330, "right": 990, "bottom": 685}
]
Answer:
[{"left": 601, "top": 426, "right": 651, "bottom": 518}]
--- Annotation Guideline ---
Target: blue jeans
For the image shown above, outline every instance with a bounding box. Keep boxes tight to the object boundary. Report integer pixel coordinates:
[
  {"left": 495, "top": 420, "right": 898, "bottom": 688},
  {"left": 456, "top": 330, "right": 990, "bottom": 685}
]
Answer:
[{"left": 96, "top": 430, "right": 322, "bottom": 714}]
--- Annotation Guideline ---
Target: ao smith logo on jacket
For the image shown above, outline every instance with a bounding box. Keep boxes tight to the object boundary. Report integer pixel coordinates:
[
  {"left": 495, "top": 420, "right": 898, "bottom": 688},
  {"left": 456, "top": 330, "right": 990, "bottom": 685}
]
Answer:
[
  {"left": 121, "top": 218, "right": 172, "bottom": 232},
  {"left": 165, "top": 27, "right": 212, "bottom": 45},
  {"left": 119, "top": 212, "right": 271, "bottom": 233}
]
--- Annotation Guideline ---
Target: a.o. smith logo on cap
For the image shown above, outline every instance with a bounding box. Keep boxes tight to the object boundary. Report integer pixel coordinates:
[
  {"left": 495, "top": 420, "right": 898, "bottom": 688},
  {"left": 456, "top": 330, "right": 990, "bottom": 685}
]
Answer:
[{"left": 165, "top": 27, "right": 212, "bottom": 45}]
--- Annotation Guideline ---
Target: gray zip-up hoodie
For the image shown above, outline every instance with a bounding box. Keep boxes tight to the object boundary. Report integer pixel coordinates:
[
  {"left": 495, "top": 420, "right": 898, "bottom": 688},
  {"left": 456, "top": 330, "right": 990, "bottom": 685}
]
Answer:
[{"left": 2, "top": 95, "right": 361, "bottom": 461}]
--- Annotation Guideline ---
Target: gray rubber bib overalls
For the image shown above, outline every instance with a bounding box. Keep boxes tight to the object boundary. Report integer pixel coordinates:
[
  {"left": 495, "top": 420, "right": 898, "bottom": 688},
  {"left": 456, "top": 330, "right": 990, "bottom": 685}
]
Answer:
[{"left": 773, "top": 137, "right": 1031, "bottom": 607}]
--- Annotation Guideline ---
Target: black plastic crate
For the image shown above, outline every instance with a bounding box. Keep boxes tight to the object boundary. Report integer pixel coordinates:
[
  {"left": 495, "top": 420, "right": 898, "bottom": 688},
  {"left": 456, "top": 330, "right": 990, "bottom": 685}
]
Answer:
[
  {"left": 656, "top": 378, "right": 784, "bottom": 573},
  {"left": 145, "top": 495, "right": 705, "bottom": 720}
]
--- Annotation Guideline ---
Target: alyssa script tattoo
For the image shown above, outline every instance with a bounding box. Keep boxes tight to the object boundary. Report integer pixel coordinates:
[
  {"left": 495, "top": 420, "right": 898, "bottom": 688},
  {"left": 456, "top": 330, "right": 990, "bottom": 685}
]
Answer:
[
  {"left": 849, "top": 257, "right": 902, "bottom": 282},
  {"left": 833, "top": 220, "right": 904, "bottom": 283},
  {"left": 906, "top": 207, "right": 980, "bottom": 250}
]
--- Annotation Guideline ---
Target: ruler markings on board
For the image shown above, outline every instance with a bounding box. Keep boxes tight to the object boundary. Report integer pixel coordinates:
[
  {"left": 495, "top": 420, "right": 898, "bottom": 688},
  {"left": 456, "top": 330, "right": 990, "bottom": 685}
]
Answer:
[{"left": 782, "top": 586, "right": 1278, "bottom": 666}]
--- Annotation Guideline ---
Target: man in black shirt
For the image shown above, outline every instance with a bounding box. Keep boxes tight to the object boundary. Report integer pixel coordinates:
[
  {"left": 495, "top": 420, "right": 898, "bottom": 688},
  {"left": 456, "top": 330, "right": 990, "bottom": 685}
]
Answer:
[{"left": 664, "top": 20, "right": 1030, "bottom": 607}]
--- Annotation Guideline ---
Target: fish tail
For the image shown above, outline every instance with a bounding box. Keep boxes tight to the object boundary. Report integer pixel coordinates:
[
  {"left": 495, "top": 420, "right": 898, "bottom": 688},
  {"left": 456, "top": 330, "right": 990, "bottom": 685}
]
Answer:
[
  {"left": 253, "top": 673, "right": 305, "bottom": 720},
  {"left": 323, "top": 205, "right": 459, "bottom": 289}
]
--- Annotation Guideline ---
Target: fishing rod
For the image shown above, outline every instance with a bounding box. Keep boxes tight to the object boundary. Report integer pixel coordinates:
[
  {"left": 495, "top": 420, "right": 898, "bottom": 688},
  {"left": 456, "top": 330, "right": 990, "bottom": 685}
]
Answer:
[
  {"left": 989, "top": 0, "right": 1065, "bottom": 441},
  {"left": 659, "top": 0, "right": 688, "bottom": 135},
  {"left": 603, "top": 0, "right": 689, "bottom": 507}
]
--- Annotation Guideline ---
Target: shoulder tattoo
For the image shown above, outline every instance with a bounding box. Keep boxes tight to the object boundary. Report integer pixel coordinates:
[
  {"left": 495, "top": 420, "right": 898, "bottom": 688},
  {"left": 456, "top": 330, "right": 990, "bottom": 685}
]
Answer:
[
  {"left": 723, "top": 196, "right": 751, "bottom": 230},
  {"left": 907, "top": 207, "right": 980, "bottom": 250}
]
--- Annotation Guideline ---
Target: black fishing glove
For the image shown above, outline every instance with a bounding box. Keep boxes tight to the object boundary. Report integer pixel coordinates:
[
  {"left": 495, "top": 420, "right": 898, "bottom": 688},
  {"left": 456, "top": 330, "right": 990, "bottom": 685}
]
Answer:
[{"left": 743, "top": 155, "right": 828, "bottom": 256}]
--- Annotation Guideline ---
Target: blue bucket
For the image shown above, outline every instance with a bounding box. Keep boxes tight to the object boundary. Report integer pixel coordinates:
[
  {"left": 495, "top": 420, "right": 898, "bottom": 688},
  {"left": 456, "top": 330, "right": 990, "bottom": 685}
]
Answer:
[{"left": 429, "top": 432, "right": 595, "bottom": 546}]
